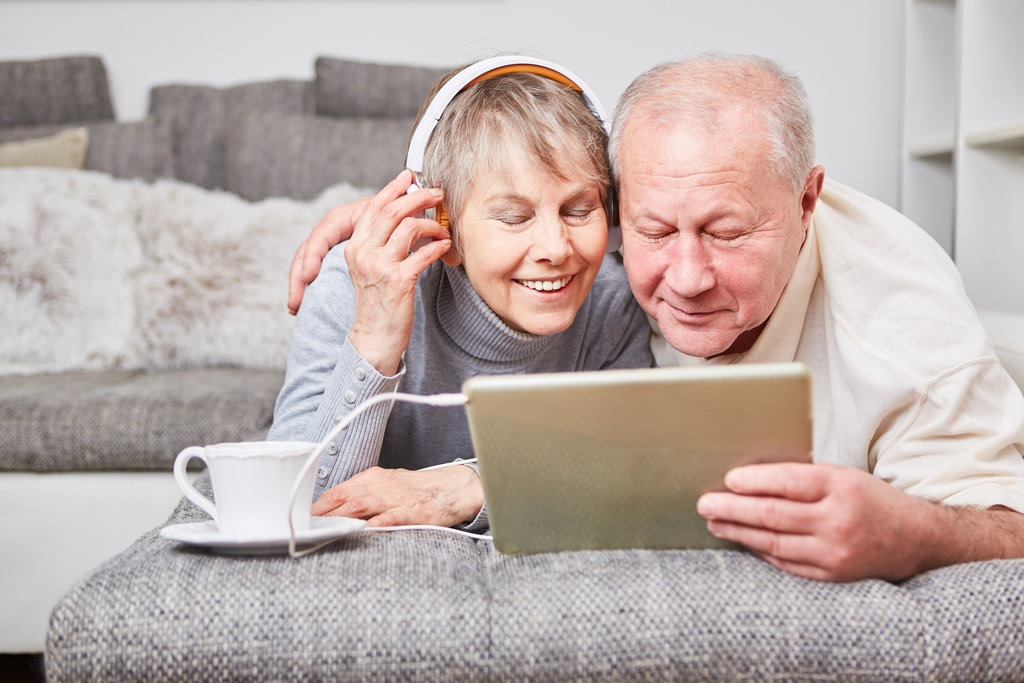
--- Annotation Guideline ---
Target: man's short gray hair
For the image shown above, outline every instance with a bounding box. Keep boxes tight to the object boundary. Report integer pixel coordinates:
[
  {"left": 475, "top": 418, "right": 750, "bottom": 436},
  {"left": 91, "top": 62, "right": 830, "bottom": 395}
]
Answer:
[{"left": 609, "top": 52, "right": 815, "bottom": 192}]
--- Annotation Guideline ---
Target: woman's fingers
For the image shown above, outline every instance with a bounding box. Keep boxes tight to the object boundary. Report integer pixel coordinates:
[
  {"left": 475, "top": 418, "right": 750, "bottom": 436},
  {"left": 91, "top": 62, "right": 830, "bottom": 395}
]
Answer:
[{"left": 358, "top": 170, "right": 445, "bottom": 249}]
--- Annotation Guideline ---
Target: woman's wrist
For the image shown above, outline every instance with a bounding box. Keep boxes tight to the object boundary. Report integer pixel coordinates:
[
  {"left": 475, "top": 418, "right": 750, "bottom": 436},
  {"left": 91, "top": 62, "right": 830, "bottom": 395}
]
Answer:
[
  {"left": 448, "top": 465, "right": 485, "bottom": 524},
  {"left": 348, "top": 329, "right": 403, "bottom": 377}
]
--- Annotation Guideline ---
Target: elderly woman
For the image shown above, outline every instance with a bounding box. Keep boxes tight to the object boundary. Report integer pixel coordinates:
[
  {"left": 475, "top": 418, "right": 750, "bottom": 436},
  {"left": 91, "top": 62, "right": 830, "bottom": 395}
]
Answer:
[{"left": 269, "top": 57, "right": 653, "bottom": 530}]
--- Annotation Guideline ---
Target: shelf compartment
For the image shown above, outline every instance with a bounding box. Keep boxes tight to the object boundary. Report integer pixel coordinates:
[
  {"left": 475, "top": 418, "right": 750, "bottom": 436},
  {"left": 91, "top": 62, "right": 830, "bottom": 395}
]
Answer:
[
  {"left": 964, "top": 123, "right": 1024, "bottom": 150},
  {"left": 954, "top": 146, "right": 1024, "bottom": 315}
]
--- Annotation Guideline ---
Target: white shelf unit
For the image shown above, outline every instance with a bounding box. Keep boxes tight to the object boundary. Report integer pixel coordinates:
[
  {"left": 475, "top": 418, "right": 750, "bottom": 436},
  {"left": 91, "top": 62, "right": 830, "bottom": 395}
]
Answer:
[
  {"left": 901, "top": 0, "right": 1024, "bottom": 389},
  {"left": 901, "top": 0, "right": 957, "bottom": 254}
]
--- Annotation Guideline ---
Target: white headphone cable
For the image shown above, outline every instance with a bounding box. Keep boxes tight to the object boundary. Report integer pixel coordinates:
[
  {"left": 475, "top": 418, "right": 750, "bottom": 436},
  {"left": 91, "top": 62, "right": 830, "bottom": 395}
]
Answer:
[{"left": 288, "top": 391, "right": 487, "bottom": 557}]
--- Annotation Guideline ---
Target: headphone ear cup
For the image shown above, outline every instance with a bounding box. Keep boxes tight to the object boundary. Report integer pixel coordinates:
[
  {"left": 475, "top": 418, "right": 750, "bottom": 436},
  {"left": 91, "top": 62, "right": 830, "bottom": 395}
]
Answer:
[{"left": 436, "top": 204, "right": 451, "bottom": 231}]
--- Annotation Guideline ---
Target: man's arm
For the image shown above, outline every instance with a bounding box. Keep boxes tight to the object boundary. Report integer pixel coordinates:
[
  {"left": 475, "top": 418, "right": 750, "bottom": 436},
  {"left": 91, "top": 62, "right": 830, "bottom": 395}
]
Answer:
[
  {"left": 287, "top": 197, "right": 368, "bottom": 315},
  {"left": 696, "top": 462, "right": 1024, "bottom": 582}
]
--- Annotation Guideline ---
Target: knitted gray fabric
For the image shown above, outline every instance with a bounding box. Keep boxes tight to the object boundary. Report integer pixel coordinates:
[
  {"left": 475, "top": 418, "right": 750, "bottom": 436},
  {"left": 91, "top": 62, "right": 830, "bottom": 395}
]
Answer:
[
  {"left": 0, "top": 55, "right": 114, "bottom": 127},
  {"left": 0, "top": 368, "right": 283, "bottom": 471},
  {"left": 46, "top": 483, "right": 1024, "bottom": 681}
]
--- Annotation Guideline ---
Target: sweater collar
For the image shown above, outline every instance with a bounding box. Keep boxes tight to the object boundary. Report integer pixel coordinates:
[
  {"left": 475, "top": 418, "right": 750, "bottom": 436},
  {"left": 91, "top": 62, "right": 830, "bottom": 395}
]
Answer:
[{"left": 435, "top": 264, "right": 558, "bottom": 362}]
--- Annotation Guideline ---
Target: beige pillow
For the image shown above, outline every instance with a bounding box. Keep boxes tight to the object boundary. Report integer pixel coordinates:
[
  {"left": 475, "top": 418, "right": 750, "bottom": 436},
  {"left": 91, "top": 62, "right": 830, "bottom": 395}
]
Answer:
[{"left": 0, "top": 127, "right": 89, "bottom": 168}]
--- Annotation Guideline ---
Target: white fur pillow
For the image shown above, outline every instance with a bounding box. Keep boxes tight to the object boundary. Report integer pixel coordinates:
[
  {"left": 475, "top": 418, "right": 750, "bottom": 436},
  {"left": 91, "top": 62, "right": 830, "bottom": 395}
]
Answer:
[
  {"left": 0, "top": 168, "right": 370, "bottom": 374},
  {"left": 0, "top": 168, "right": 144, "bottom": 373}
]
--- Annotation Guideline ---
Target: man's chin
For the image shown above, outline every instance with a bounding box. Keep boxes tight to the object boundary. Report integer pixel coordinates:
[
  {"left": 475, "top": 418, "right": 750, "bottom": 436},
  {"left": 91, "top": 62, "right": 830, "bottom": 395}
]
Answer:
[{"left": 660, "top": 325, "right": 740, "bottom": 359}]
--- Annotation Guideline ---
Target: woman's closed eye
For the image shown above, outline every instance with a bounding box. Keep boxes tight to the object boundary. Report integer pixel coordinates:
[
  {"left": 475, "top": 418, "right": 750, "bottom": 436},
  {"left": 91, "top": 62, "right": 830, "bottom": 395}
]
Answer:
[
  {"left": 493, "top": 212, "right": 532, "bottom": 227},
  {"left": 563, "top": 205, "right": 599, "bottom": 224}
]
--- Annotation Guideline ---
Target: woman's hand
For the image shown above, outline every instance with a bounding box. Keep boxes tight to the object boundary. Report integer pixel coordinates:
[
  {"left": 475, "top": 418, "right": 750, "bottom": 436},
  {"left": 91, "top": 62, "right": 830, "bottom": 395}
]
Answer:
[
  {"left": 312, "top": 465, "right": 485, "bottom": 528},
  {"left": 344, "top": 170, "right": 450, "bottom": 375}
]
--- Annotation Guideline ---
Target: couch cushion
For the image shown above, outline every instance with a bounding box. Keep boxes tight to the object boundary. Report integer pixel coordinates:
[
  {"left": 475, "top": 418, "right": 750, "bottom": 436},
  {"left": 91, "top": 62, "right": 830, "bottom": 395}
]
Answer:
[
  {"left": 0, "top": 118, "right": 176, "bottom": 180},
  {"left": 315, "top": 57, "right": 449, "bottom": 118},
  {"left": 223, "top": 110, "right": 412, "bottom": 200},
  {"left": 0, "top": 168, "right": 371, "bottom": 377},
  {"left": 0, "top": 127, "right": 88, "bottom": 169},
  {"left": 83, "top": 118, "right": 177, "bottom": 181},
  {"left": 0, "top": 168, "right": 144, "bottom": 376},
  {"left": 148, "top": 80, "right": 314, "bottom": 190},
  {"left": 0, "top": 55, "right": 114, "bottom": 127},
  {"left": 0, "top": 368, "right": 284, "bottom": 472},
  {"left": 130, "top": 176, "right": 370, "bottom": 369},
  {"left": 45, "top": 494, "right": 1024, "bottom": 680}
]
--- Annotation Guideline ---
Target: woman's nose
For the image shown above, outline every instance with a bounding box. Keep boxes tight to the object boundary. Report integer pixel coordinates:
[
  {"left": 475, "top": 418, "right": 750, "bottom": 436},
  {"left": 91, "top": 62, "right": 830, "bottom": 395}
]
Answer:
[{"left": 531, "top": 216, "right": 574, "bottom": 264}]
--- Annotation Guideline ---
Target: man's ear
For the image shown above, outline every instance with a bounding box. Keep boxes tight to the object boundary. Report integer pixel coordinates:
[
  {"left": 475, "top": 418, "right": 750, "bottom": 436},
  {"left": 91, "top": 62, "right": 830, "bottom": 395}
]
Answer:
[{"left": 800, "top": 166, "right": 826, "bottom": 227}]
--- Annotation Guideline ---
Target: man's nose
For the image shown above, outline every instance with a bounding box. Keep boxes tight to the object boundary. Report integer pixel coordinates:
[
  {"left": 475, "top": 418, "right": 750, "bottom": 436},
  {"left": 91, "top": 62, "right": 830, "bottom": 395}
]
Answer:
[{"left": 663, "top": 235, "right": 715, "bottom": 296}]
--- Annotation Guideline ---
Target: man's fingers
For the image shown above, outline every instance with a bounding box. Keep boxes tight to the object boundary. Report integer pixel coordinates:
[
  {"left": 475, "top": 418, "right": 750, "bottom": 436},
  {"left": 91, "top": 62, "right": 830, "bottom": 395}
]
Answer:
[
  {"left": 723, "top": 462, "right": 827, "bottom": 502},
  {"left": 705, "top": 516, "right": 816, "bottom": 557},
  {"left": 698, "top": 491, "right": 816, "bottom": 535},
  {"left": 287, "top": 239, "right": 310, "bottom": 315},
  {"left": 703, "top": 517, "right": 866, "bottom": 581},
  {"left": 755, "top": 552, "right": 842, "bottom": 582}
]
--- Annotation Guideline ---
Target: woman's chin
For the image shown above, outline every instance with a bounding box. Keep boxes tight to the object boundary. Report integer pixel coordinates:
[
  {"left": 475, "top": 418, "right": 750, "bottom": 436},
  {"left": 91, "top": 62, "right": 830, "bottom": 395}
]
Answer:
[{"left": 503, "top": 311, "right": 576, "bottom": 337}]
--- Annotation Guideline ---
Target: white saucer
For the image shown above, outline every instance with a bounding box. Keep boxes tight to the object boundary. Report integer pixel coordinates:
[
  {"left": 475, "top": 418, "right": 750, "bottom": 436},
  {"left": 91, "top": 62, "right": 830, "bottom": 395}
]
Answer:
[{"left": 160, "top": 516, "right": 367, "bottom": 555}]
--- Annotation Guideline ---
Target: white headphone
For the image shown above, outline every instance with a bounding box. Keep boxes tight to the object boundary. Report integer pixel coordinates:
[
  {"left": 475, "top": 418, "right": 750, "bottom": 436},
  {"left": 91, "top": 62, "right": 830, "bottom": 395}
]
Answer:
[{"left": 405, "top": 55, "right": 621, "bottom": 252}]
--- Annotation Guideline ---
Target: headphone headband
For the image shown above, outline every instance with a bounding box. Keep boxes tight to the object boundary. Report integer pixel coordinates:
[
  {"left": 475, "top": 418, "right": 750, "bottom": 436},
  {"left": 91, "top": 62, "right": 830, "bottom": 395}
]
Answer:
[
  {"left": 404, "top": 55, "right": 621, "bottom": 252},
  {"left": 404, "top": 55, "right": 609, "bottom": 173}
]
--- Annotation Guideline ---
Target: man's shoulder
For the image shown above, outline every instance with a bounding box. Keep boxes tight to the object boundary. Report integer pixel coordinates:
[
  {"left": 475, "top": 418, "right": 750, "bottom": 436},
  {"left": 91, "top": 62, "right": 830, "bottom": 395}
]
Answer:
[{"left": 811, "top": 179, "right": 994, "bottom": 375}]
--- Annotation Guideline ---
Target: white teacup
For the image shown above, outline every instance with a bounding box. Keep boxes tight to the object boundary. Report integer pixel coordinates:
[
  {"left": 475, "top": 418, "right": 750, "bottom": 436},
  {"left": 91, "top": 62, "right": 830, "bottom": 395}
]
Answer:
[{"left": 173, "top": 441, "right": 318, "bottom": 538}]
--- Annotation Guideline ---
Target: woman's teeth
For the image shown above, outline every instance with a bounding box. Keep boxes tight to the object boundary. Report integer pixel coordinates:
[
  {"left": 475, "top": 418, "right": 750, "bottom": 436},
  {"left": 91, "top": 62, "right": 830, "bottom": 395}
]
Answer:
[{"left": 519, "top": 276, "right": 571, "bottom": 292}]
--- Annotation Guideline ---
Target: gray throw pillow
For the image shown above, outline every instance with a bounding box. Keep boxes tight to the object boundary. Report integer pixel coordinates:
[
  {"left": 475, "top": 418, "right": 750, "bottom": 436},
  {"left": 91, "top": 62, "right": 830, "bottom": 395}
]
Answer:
[
  {"left": 315, "top": 56, "right": 450, "bottom": 118},
  {"left": 0, "top": 55, "right": 115, "bottom": 126},
  {"left": 148, "top": 80, "right": 314, "bottom": 190},
  {"left": 0, "top": 118, "right": 176, "bottom": 181},
  {"left": 223, "top": 109, "right": 412, "bottom": 201},
  {"left": 84, "top": 118, "right": 176, "bottom": 181}
]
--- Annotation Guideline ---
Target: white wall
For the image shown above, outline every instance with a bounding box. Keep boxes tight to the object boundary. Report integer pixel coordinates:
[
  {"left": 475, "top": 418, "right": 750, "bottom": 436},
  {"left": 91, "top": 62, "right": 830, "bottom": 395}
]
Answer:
[{"left": 0, "top": 0, "right": 903, "bottom": 205}]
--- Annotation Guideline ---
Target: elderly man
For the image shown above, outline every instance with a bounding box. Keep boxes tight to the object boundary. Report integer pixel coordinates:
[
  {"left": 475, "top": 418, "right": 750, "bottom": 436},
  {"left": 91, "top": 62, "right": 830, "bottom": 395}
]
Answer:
[{"left": 286, "top": 53, "right": 1024, "bottom": 582}]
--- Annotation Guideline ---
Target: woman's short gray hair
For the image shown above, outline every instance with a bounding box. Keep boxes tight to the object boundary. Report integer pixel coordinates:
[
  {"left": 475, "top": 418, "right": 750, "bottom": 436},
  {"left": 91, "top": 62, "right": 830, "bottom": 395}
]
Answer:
[
  {"left": 416, "top": 69, "right": 611, "bottom": 249},
  {"left": 608, "top": 52, "right": 815, "bottom": 192}
]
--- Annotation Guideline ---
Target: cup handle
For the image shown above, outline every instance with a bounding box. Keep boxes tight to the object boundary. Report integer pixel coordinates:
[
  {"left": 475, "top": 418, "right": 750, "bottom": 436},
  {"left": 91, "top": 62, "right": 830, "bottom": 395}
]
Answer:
[{"left": 173, "top": 446, "right": 218, "bottom": 523}]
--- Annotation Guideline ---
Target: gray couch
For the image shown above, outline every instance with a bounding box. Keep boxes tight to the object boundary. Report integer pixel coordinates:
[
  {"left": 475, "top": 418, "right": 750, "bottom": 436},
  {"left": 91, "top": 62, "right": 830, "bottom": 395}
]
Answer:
[
  {"left": 7, "top": 56, "right": 1024, "bottom": 680},
  {"left": 46, "top": 477, "right": 1024, "bottom": 681},
  {"left": 0, "top": 54, "right": 444, "bottom": 654}
]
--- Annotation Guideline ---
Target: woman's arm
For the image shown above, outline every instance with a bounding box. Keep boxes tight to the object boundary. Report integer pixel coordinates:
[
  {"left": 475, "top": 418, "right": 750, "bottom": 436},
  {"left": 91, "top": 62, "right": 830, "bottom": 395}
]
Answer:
[{"left": 271, "top": 171, "right": 452, "bottom": 499}]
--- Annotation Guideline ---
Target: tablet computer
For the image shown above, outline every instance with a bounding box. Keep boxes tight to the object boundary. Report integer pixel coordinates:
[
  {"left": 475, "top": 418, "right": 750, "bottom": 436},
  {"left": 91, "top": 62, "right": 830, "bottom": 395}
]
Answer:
[{"left": 463, "top": 363, "right": 813, "bottom": 554}]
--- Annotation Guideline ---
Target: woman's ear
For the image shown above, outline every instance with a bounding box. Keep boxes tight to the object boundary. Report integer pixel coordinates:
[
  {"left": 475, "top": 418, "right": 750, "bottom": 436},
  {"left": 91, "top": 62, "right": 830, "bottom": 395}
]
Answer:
[
  {"left": 440, "top": 248, "right": 462, "bottom": 267},
  {"left": 440, "top": 231, "right": 462, "bottom": 266}
]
